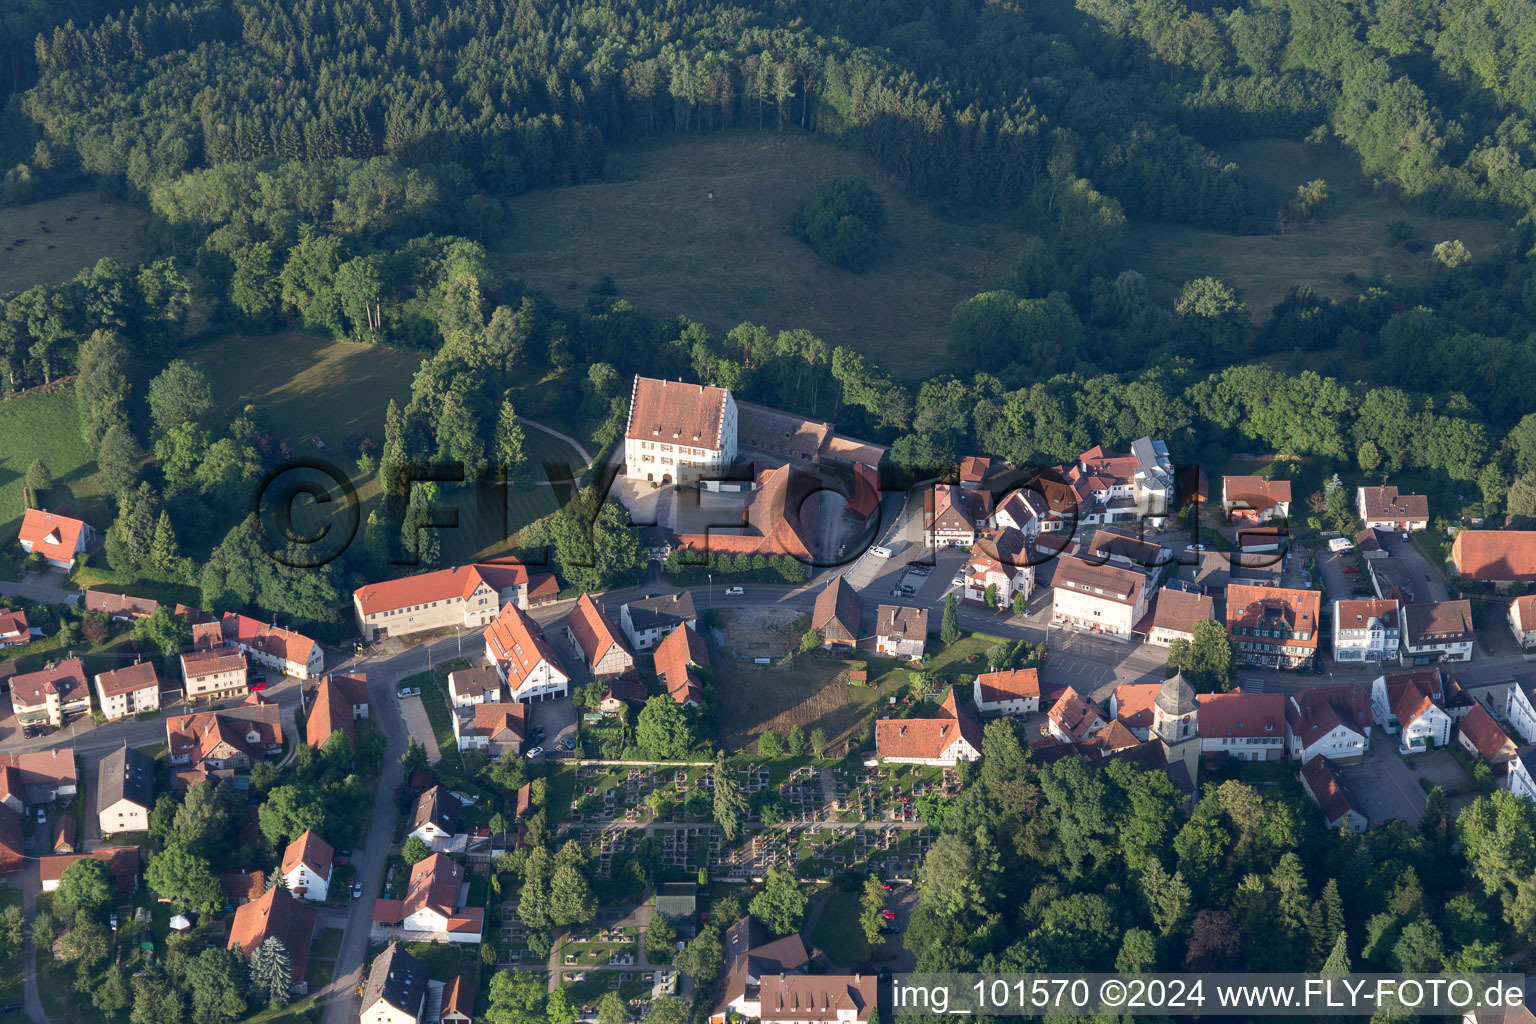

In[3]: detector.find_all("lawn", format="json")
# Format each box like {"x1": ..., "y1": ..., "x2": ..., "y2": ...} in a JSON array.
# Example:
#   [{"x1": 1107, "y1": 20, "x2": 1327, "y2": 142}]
[
  {"x1": 496, "y1": 132, "x2": 1027, "y2": 382},
  {"x1": 182, "y1": 330, "x2": 586, "y2": 561},
  {"x1": 400, "y1": 662, "x2": 462, "y2": 760},
  {"x1": 547, "y1": 764, "x2": 577, "y2": 826},
  {"x1": 312, "y1": 927, "x2": 344, "y2": 960},
  {"x1": 304, "y1": 957, "x2": 334, "y2": 993},
  {"x1": 808, "y1": 889, "x2": 873, "y2": 967},
  {"x1": 0, "y1": 190, "x2": 155, "y2": 294},
  {"x1": 1123, "y1": 137, "x2": 1513, "y2": 318},
  {"x1": 0, "y1": 390, "x2": 115, "y2": 544}
]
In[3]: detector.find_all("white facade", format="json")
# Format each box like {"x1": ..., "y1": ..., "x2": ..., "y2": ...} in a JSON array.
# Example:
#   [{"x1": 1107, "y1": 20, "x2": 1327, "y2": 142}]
[
  {"x1": 1401, "y1": 636, "x2": 1474, "y2": 664},
  {"x1": 1509, "y1": 754, "x2": 1536, "y2": 802},
  {"x1": 1506, "y1": 683, "x2": 1536, "y2": 744},
  {"x1": 1288, "y1": 721, "x2": 1369, "y2": 764},
  {"x1": 94, "y1": 682, "x2": 159, "y2": 721},
  {"x1": 1050, "y1": 579, "x2": 1151, "y2": 639},
  {"x1": 363, "y1": 1001, "x2": 419, "y2": 1024},
  {"x1": 1332, "y1": 601, "x2": 1400, "y2": 663},
  {"x1": 282, "y1": 862, "x2": 330, "y2": 903},
  {"x1": 961, "y1": 560, "x2": 1032, "y2": 609},
  {"x1": 624, "y1": 381, "x2": 737, "y2": 485},
  {"x1": 1510, "y1": 598, "x2": 1536, "y2": 648}
]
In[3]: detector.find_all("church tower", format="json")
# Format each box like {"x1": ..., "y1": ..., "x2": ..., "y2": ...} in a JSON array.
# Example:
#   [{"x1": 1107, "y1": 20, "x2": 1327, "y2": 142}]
[{"x1": 1152, "y1": 671, "x2": 1200, "y2": 785}]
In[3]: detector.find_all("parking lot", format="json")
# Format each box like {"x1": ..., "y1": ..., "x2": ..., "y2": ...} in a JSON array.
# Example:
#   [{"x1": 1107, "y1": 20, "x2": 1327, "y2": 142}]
[
  {"x1": 1333, "y1": 739, "x2": 1471, "y2": 826},
  {"x1": 528, "y1": 698, "x2": 578, "y2": 760}
]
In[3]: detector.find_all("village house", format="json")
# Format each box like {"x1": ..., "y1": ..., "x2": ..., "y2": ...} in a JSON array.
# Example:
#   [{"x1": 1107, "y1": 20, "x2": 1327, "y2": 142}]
[
  {"x1": 0, "y1": 750, "x2": 78, "y2": 802},
  {"x1": 1456, "y1": 702, "x2": 1517, "y2": 768},
  {"x1": 1401, "y1": 600, "x2": 1475, "y2": 664},
  {"x1": 1144, "y1": 588, "x2": 1215, "y2": 647},
  {"x1": 675, "y1": 462, "x2": 825, "y2": 562},
  {"x1": 1506, "y1": 674, "x2": 1536, "y2": 744},
  {"x1": 1298, "y1": 756, "x2": 1368, "y2": 832},
  {"x1": 53, "y1": 818, "x2": 75, "y2": 854},
  {"x1": 440, "y1": 975, "x2": 475, "y2": 1024},
  {"x1": 1037, "y1": 438, "x2": 1175, "y2": 532},
  {"x1": 563, "y1": 593, "x2": 635, "y2": 678},
  {"x1": 1050, "y1": 553, "x2": 1155, "y2": 639},
  {"x1": 227, "y1": 886, "x2": 317, "y2": 990},
  {"x1": 972, "y1": 668, "x2": 1041, "y2": 716},
  {"x1": 180, "y1": 645, "x2": 248, "y2": 702},
  {"x1": 811, "y1": 576, "x2": 862, "y2": 651},
  {"x1": 166, "y1": 696, "x2": 284, "y2": 773},
  {"x1": 0, "y1": 607, "x2": 29, "y2": 648},
  {"x1": 407, "y1": 786, "x2": 464, "y2": 852},
  {"x1": 1199, "y1": 691, "x2": 1287, "y2": 762},
  {"x1": 1451, "y1": 530, "x2": 1536, "y2": 586},
  {"x1": 371, "y1": 852, "x2": 484, "y2": 943},
  {"x1": 595, "y1": 677, "x2": 649, "y2": 717},
  {"x1": 1046, "y1": 686, "x2": 1110, "y2": 745},
  {"x1": 1226, "y1": 584, "x2": 1321, "y2": 669},
  {"x1": 1357, "y1": 485, "x2": 1429, "y2": 531},
  {"x1": 93, "y1": 661, "x2": 161, "y2": 721},
  {"x1": 484, "y1": 603, "x2": 571, "y2": 703},
  {"x1": 959, "y1": 550, "x2": 1032, "y2": 609},
  {"x1": 874, "y1": 605, "x2": 928, "y2": 661},
  {"x1": 351, "y1": 561, "x2": 539, "y2": 641},
  {"x1": 619, "y1": 592, "x2": 697, "y2": 650},
  {"x1": 1177, "y1": 549, "x2": 1282, "y2": 594},
  {"x1": 874, "y1": 690, "x2": 982, "y2": 766},
  {"x1": 280, "y1": 830, "x2": 334, "y2": 902},
  {"x1": 924, "y1": 485, "x2": 989, "y2": 547},
  {"x1": 10, "y1": 659, "x2": 90, "y2": 728},
  {"x1": 1354, "y1": 527, "x2": 1394, "y2": 558},
  {"x1": 988, "y1": 487, "x2": 1047, "y2": 540},
  {"x1": 96, "y1": 745, "x2": 153, "y2": 836},
  {"x1": 304, "y1": 673, "x2": 371, "y2": 751},
  {"x1": 83, "y1": 591, "x2": 159, "y2": 621},
  {"x1": 752, "y1": 974, "x2": 879, "y2": 1024},
  {"x1": 361, "y1": 943, "x2": 428, "y2": 1024},
  {"x1": 1509, "y1": 746, "x2": 1536, "y2": 803},
  {"x1": 1510, "y1": 595, "x2": 1536, "y2": 649},
  {"x1": 1286, "y1": 685, "x2": 1372, "y2": 764},
  {"x1": 1220, "y1": 476, "x2": 1292, "y2": 522},
  {"x1": 40, "y1": 847, "x2": 139, "y2": 896},
  {"x1": 711, "y1": 915, "x2": 811, "y2": 1024},
  {"x1": 1110, "y1": 682, "x2": 1160, "y2": 740},
  {"x1": 18, "y1": 506, "x2": 94, "y2": 570},
  {"x1": 624, "y1": 375, "x2": 738, "y2": 485},
  {"x1": 453, "y1": 702, "x2": 526, "y2": 758},
  {"x1": 447, "y1": 665, "x2": 503, "y2": 707},
  {"x1": 1372, "y1": 669, "x2": 1452, "y2": 755},
  {"x1": 217, "y1": 612, "x2": 324, "y2": 679},
  {"x1": 1332, "y1": 598, "x2": 1401, "y2": 664},
  {"x1": 655, "y1": 623, "x2": 710, "y2": 707}
]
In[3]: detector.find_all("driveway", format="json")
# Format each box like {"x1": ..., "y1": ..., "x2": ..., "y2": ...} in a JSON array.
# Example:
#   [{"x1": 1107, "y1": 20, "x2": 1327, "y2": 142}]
[
  {"x1": 529, "y1": 698, "x2": 577, "y2": 760},
  {"x1": 0, "y1": 570, "x2": 77, "y2": 606},
  {"x1": 1337, "y1": 740, "x2": 1427, "y2": 826},
  {"x1": 16, "y1": 867, "x2": 47, "y2": 1024}
]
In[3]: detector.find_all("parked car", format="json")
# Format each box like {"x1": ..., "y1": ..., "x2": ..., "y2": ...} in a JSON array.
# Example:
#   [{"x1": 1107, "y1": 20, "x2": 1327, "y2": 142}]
[
  {"x1": 249, "y1": 680, "x2": 268, "y2": 692},
  {"x1": 881, "y1": 909, "x2": 897, "y2": 920},
  {"x1": 869, "y1": 546, "x2": 893, "y2": 559},
  {"x1": 525, "y1": 746, "x2": 545, "y2": 759},
  {"x1": 891, "y1": 587, "x2": 904, "y2": 597},
  {"x1": 559, "y1": 737, "x2": 576, "y2": 751},
  {"x1": 725, "y1": 586, "x2": 744, "y2": 596},
  {"x1": 908, "y1": 565, "x2": 930, "y2": 576},
  {"x1": 0, "y1": 1004, "x2": 20, "y2": 1014},
  {"x1": 337, "y1": 848, "x2": 353, "y2": 858},
  {"x1": 951, "y1": 575, "x2": 965, "y2": 587},
  {"x1": 1342, "y1": 565, "x2": 1360, "y2": 573},
  {"x1": 900, "y1": 584, "x2": 916, "y2": 596},
  {"x1": 35, "y1": 808, "x2": 45, "y2": 824},
  {"x1": 352, "y1": 882, "x2": 363, "y2": 898}
]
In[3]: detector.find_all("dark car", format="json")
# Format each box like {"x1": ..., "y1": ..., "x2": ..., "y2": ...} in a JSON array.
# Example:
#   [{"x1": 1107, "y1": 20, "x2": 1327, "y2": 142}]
[
  {"x1": 337, "y1": 848, "x2": 353, "y2": 858},
  {"x1": 0, "y1": 1003, "x2": 20, "y2": 1013}
]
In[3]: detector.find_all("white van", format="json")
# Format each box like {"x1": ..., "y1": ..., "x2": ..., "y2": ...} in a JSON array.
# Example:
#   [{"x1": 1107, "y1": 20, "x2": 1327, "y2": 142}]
[
  {"x1": 725, "y1": 586, "x2": 744, "y2": 596},
  {"x1": 869, "y1": 545, "x2": 894, "y2": 559},
  {"x1": 1328, "y1": 537, "x2": 1354, "y2": 553}
]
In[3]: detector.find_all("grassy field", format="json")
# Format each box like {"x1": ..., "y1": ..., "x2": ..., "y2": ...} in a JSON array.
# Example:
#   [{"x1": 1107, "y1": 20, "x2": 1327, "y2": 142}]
[
  {"x1": 1123, "y1": 138, "x2": 1514, "y2": 317},
  {"x1": 0, "y1": 390, "x2": 114, "y2": 546},
  {"x1": 0, "y1": 191, "x2": 154, "y2": 294},
  {"x1": 184, "y1": 331, "x2": 585, "y2": 559},
  {"x1": 496, "y1": 132, "x2": 1026, "y2": 381},
  {"x1": 808, "y1": 889, "x2": 876, "y2": 967}
]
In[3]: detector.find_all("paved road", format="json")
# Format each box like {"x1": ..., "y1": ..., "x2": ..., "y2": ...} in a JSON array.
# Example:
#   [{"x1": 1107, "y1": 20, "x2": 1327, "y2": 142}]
[
  {"x1": 18, "y1": 865, "x2": 46, "y2": 1024},
  {"x1": 314, "y1": 674, "x2": 409, "y2": 1024},
  {"x1": 0, "y1": 569, "x2": 77, "y2": 606}
]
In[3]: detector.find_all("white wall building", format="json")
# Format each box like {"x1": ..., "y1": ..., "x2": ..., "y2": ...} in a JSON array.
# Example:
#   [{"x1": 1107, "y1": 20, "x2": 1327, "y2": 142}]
[
  {"x1": 624, "y1": 376, "x2": 737, "y2": 485},
  {"x1": 1332, "y1": 599, "x2": 1401, "y2": 664}
]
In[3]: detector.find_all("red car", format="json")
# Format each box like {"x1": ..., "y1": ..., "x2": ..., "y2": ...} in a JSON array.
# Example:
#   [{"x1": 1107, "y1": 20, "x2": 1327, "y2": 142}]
[
  {"x1": 249, "y1": 680, "x2": 268, "y2": 691},
  {"x1": 1342, "y1": 566, "x2": 1360, "y2": 573},
  {"x1": 881, "y1": 910, "x2": 896, "y2": 920},
  {"x1": 880, "y1": 883, "x2": 893, "y2": 892}
]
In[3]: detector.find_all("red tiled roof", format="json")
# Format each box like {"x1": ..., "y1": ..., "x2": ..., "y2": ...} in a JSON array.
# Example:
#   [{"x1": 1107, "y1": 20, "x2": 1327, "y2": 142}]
[
  {"x1": 655, "y1": 624, "x2": 709, "y2": 705},
  {"x1": 448, "y1": 666, "x2": 502, "y2": 701},
  {"x1": 564, "y1": 594, "x2": 629, "y2": 669},
  {"x1": 1113, "y1": 682, "x2": 1160, "y2": 733},
  {"x1": 1226, "y1": 584, "x2": 1321, "y2": 653},
  {"x1": 280, "y1": 830, "x2": 334, "y2": 882},
  {"x1": 54, "y1": 816, "x2": 76, "y2": 852},
  {"x1": 758, "y1": 973, "x2": 877, "y2": 1024},
  {"x1": 1452, "y1": 530, "x2": 1536, "y2": 582},
  {"x1": 526, "y1": 573, "x2": 561, "y2": 606},
  {"x1": 1336, "y1": 599, "x2": 1399, "y2": 629},
  {"x1": 625, "y1": 376, "x2": 730, "y2": 448},
  {"x1": 974, "y1": 668, "x2": 1040, "y2": 705},
  {"x1": 0, "y1": 607, "x2": 29, "y2": 640},
  {"x1": 11, "y1": 659, "x2": 87, "y2": 707},
  {"x1": 40, "y1": 847, "x2": 139, "y2": 888},
  {"x1": 811, "y1": 576, "x2": 862, "y2": 642},
  {"x1": 1222, "y1": 476, "x2": 1292, "y2": 509},
  {"x1": 959, "y1": 456, "x2": 994, "y2": 483},
  {"x1": 876, "y1": 690, "x2": 982, "y2": 761},
  {"x1": 1384, "y1": 671, "x2": 1443, "y2": 728},
  {"x1": 83, "y1": 591, "x2": 160, "y2": 618},
  {"x1": 1287, "y1": 684, "x2": 1372, "y2": 743},
  {"x1": 875, "y1": 605, "x2": 928, "y2": 640},
  {"x1": 95, "y1": 661, "x2": 160, "y2": 698},
  {"x1": 1402, "y1": 600, "x2": 1474, "y2": 647},
  {"x1": 485, "y1": 604, "x2": 565, "y2": 691},
  {"x1": 678, "y1": 464, "x2": 821, "y2": 561},
  {"x1": 1047, "y1": 686, "x2": 1107, "y2": 743},
  {"x1": 443, "y1": 976, "x2": 475, "y2": 1019},
  {"x1": 220, "y1": 613, "x2": 317, "y2": 670},
  {"x1": 1513, "y1": 595, "x2": 1536, "y2": 633},
  {"x1": 18, "y1": 507, "x2": 86, "y2": 557},
  {"x1": 1198, "y1": 691, "x2": 1285, "y2": 739},
  {"x1": 352, "y1": 563, "x2": 529, "y2": 616},
  {"x1": 402, "y1": 853, "x2": 464, "y2": 922},
  {"x1": 1458, "y1": 703, "x2": 1515, "y2": 761},
  {"x1": 1359, "y1": 485, "x2": 1428, "y2": 523},
  {"x1": 1301, "y1": 755, "x2": 1363, "y2": 826},
  {"x1": 167, "y1": 703, "x2": 283, "y2": 766},
  {"x1": 181, "y1": 645, "x2": 246, "y2": 678},
  {"x1": 227, "y1": 885, "x2": 317, "y2": 982},
  {"x1": 470, "y1": 702, "x2": 526, "y2": 745},
  {"x1": 1052, "y1": 553, "x2": 1146, "y2": 606},
  {"x1": 1080, "y1": 718, "x2": 1141, "y2": 756},
  {"x1": 305, "y1": 673, "x2": 370, "y2": 750},
  {"x1": 1150, "y1": 588, "x2": 1213, "y2": 637}
]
